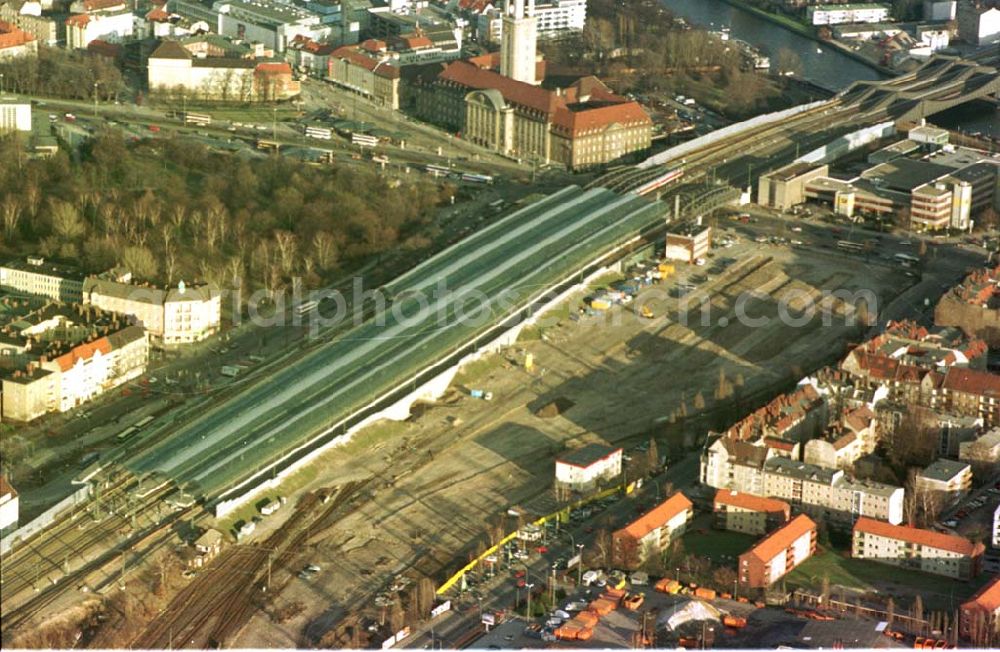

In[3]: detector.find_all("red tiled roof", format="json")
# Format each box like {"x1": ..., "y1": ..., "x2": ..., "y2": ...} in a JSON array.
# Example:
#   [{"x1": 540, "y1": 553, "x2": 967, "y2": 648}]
[
  {"x1": 942, "y1": 367, "x2": 1000, "y2": 398},
  {"x1": 714, "y1": 490, "x2": 789, "y2": 515},
  {"x1": 963, "y1": 576, "x2": 1000, "y2": 613},
  {"x1": 87, "y1": 39, "x2": 121, "y2": 57},
  {"x1": 255, "y1": 61, "x2": 291, "y2": 75},
  {"x1": 397, "y1": 34, "x2": 433, "y2": 49},
  {"x1": 146, "y1": 6, "x2": 169, "y2": 21},
  {"x1": 552, "y1": 101, "x2": 651, "y2": 136},
  {"x1": 330, "y1": 45, "x2": 400, "y2": 79},
  {"x1": 763, "y1": 437, "x2": 796, "y2": 452},
  {"x1": 854, "y1": 517, "x2": 984, "y2": 556},
  {"x1": 844, "y1": 405, "x2": 874, "y2": 433},
  {"x1": 0, "y1": 21, "x2": 34, "y2": 48},
  {"x1": 54, "y1": 337, "x2": 112, "y2": 372},
  {"x1": 743, "y1": 514, "x2": 816, "y2": 564},
  {"x1": 0, "y1": 475, "x2": 16, "y2": 500},
  {"x1": 359, "y1": 38, "x2": 386, "y2": 53},
  {"x1": 82, "y1": 0, "x2": 125, "y2": 11},
  {"x1": 617, "y1": 492, "x2": 692, "y2": 540},
  {"x1": 65, "y1": 13, "x2": 90, "y2": 26},
  {"x1": 832, "y1": 432, "x2": 857, "y2": 450}
]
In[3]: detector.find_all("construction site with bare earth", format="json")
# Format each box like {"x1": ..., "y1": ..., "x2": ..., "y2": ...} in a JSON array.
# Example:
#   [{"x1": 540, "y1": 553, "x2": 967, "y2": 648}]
[{"x1": 1, "y1": 230, "x2": 916, "y2": 648}]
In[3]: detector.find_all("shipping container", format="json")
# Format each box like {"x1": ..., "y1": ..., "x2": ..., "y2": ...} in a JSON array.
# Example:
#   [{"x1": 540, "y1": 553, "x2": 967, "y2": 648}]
[{"x1": 694, "y1": 587, "x2": 716, "y2": 600}]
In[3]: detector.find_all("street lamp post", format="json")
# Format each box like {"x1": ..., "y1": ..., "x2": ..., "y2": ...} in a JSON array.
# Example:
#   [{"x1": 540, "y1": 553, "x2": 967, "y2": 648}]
[
  {"x1": 576, "y1": 544, "x2": 584, "y2": 586},
  {"x1": 93, "y1": 82, "x2": 99, "y2": 118}
]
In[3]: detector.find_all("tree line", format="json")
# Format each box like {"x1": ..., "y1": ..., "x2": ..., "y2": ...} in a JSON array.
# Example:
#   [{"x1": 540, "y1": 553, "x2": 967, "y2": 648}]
[{"x1": 0, "y1": 133, "x2": 454, "y2": 301}]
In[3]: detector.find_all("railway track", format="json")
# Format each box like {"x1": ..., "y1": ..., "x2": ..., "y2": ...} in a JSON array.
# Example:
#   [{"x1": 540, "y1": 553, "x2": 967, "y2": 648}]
[{"x1": 131, "y1": 479, "x2": 370, "y2": 649}]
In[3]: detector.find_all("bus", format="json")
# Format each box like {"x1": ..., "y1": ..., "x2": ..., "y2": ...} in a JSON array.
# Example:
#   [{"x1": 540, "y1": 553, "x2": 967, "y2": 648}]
[
  {"x1": 134, "y1": 415, "x2": 155, "y2": 429},
  {"x1": 461, "y1": 173, "x2": 494, "y2": 184},
  {"x1": 116, "y1": 426, "x2": 140, "y2": 443},
  {"x1": 837, "y1": 240, "x2": 864, "y2": 253},
  {"x1": 351, "y1": 133, "x2": 378, "y2": 148},
  {"x1": 257, "y1": 139, "x2": 280, "y2": 152},
  {"x1": 305, "y1": 125, "x2": 333, "y2": 140},
  {"x1": 425, "y1": 164, "x2": 450, "y2": 177},
  {"x1": 894, "y1": 253, "x2": 920, "y2": 263},
  {"x1": 183, "y1": 112, "x2": 212, "y2": 126}
]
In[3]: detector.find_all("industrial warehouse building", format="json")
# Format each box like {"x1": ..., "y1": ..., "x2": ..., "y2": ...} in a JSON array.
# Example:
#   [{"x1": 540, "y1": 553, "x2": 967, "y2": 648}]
[
  {"x1": 713, "y1": 490, "x2": 791, "y2": 536},
  {"x1": 554, "y1": 443, "x2": 622, "y2": 493},
  {"x1": 852, "y1": 516, "x2": 984, "y2": 579},
  {"x1": 738, "y1": 514, "x2": 817, "y2": 589},
  {"x1": 757, "y1": 135, "x2": 1000, "y2": 232},
  {"x1": 611, "y1": 492, "x2": 692, "y2": 569}
]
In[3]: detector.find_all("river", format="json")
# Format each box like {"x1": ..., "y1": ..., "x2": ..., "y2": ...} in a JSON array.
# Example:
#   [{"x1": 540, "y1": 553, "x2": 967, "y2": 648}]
[{"x1": 661, "y1": 0, "x2": 997, "y2": 136}]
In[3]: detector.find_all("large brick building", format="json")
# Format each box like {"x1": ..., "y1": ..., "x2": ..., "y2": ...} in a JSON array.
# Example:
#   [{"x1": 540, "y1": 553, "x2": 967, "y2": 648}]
[{"x1": 738, "y1": 514, "x2": 817, "y2": 589}]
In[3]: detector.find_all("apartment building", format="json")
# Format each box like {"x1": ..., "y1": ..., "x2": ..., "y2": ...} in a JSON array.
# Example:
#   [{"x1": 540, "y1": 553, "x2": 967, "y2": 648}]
[
  {"x1": 807, "y1": 3, "x2": 890, "y2": 25},
  {"x1": 0, "y1": 19, "x2": 36, "y2": 57},
  {"x1": 0, "y1": 256, "x2": 84, "y2": 303},
  {"x1": 852, "y1": 516, "x2": 984, "y2": 579},
  {"x1": 554, "y1": 443, "x2": 622, "y2": 493},
  {"x1": 713, "y1": 490, "x2": 790, "y2": 536},
  {"x1": 762, "y1": 457, "x2": 904, "y2": 525},
  {"x1": 941, "y1": 367, "x2": 1000, "y2": 425},
  {"x1": 993, "y1": 502, "x2": 999, "y2": 548},
  {"x1": 961, "y1": 576, "x2": 1000, "y2": 643},
  {"x1": 738, "y1": 514, "x2": 817, "y2": 589},
  {"x1": 0, "y1": 97, "x2": 30, "y2": 134},
  {"x1": 0, "y1": 475, "x2": 17, "y2": 537},
  {"x1": 915, "y1": 458, "x2": 973, "y2": 504},
  {"x1": 473, "y1": 0, "x2": 585, "y2": 43},
  {"x1": 326, "y1": 39, "x2": 401, "y2": 109},
  {"x1": 0, "y1": 301, "x2": 148, "y2": 422},
  {"x1": 82, "y1": 278, "x2": 220, "y2": 347},
  {"x1": 0, "y1": 1, "x2": 59, "y2": 46},
  {"x1": 611, "y1": 492, "x2": 693, "y2": 569},
  {"x1": 65, "y1": 0, "x2": 133, "y2": 48}
]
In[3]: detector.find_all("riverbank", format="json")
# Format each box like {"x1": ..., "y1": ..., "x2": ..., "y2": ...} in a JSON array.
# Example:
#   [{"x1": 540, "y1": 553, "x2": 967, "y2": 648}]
[{"x1": 715, "y1": 0, "x2": 894, "y2": 77}]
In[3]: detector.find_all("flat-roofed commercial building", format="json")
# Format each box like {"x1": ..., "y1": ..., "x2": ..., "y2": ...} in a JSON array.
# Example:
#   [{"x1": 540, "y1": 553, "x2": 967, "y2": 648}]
[
  {"x1": 664, "y1": 223, "x2": 711, "y2": 264},
  {"x1": 612, "y1": 492, "x2": 692, "y2": 569},
  {"x1": 807, "y1": 3, "x2": 890, "y2": 25},
  {"x1": 757, "y1": 162, "x2": 829, "y2": 211},
  {"x1": 554, "y1": 443, "x2": 622, "y2": 492},
  {"x1": 852, "y1": 516, "x2": 984, "y2": 579},
  {"x1": 713, "y1": 489, "x2": 790, "y2": 536},
  {"x1": 738, "y1": 514, "x2": 816, "y2": 589}
]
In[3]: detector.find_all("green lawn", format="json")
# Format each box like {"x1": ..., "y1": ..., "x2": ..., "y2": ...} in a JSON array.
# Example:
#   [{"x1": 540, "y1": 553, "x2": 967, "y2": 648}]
[
  {"x1": 681, "y1": 527, "x2": 757, "y2": 564},
  {"x1": 786, "y1": 548, "x2": 988, "y2": 609}
]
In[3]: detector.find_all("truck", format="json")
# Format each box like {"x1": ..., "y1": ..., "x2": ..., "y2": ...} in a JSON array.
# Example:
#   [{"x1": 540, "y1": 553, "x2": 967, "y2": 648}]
[{"x1": 469, "y1": 389, "x2": 493, "y2": 400}]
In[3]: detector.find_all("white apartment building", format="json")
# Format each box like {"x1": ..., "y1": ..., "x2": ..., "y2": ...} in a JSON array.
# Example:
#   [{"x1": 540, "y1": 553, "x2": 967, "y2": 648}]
[
  {"x1": 0, "y1": 476, "x2": 17, "y2": 538},
  {"x1": 475, "y1": 0, "x2": 584, "y2": 43},
  {"x1": 0, "y1": 97, "x2": 30, "y2": 133},
  {"x1": 64, "y1": 0, "x2": 134, "y2": 48},
  {"x1": 738, "y1": 514, "x2": 817, "y2": 588},
  {"x1": 959, "y1": 427, "x2": 1000, "y2": 467},
  {"x1": 554, "y1": 443, "x2": 622, "y2": 492},
  {"x1": 852, "y1": 516, "x2": 984, "y2": 579},
  {"x1": 762, "y1": 457, "x2": 905, "y2": 525},
  {"x1": 82, "y1": 278, "x2": 221, "y2": 347},
  {"x1": 0, "y1": 256, "x2": 84, "y2": 301},
  {"x1": 807, "y1": 3, "x2": 890, "y2": 25},
  {"x1": 915, "y1": 458, "x2": 973, "y2": 504},
  {"x1": 612, "y1": 492, "x2": 692, "y2": 568},
  {"x1": 993, "y1": 502, "x2": 999, "y2": 548}
]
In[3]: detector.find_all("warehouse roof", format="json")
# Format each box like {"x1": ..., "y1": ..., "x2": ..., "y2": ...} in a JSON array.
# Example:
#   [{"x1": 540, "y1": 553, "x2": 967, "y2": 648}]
[{"x1": 556, "y1": 443, "x2": 621, "y2": 469}]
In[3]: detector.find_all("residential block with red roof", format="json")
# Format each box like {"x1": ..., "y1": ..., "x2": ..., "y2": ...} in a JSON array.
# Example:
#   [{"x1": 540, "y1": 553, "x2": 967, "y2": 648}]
[
  {"x1": 960, "y1": 575, "x2": 1000, "y2": 643},
  {"x1": 738, "y1": 514, "x2": 816, "y2": 589},
  {"x1": 0, "y1": 299, "x2": 149, "y2": 421},
  {"x1": 611, "y1": 492, "x2": 693, "y2": 569},
  {"x1": 852, "y1": 516, "x2": 984, "y2": 580},
  {"x1": 713, "y1": 489, "x2": 790, "y2": 536},
  {"x1": 0, "y1": 18, "x2": 36, "y2": 58},
  {"x1": 936, "y1": 264, "x2": 1000, "y2": 349},
  {"x1": 326, "y1": 39, "x2": 401, "y2": 109},
  {"x1": 64, "y1": 0, "x2": 133, "y2": 49}
]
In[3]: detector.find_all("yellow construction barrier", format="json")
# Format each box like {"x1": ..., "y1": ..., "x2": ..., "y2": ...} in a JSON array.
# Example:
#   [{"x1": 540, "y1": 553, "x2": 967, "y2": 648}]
[{"x1": 436, "y1": 480, "x2": 638, "y2": 595}]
